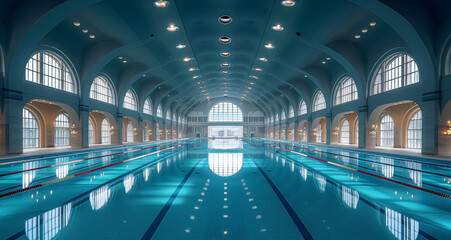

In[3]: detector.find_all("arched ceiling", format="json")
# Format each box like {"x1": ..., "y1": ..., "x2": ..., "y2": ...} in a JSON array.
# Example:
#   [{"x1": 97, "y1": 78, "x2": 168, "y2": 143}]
[{"x1": 1, "y1": 0, "x2": 450, "y2": 117}]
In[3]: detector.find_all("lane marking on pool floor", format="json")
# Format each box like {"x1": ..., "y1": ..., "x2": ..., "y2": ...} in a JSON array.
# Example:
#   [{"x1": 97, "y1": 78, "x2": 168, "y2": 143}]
[
  {"x1": 245, "y1": 142, "x2": 451, "y2": 200},
  {"x1": 0, "y1": 141, "x2": 207, "y2": 199},
  {"x1": 250, "y1": 157, "x2": 314, "y2": 240},
  {"x1": 140, "y1": 158, "x2": 204, "y2": 240}
]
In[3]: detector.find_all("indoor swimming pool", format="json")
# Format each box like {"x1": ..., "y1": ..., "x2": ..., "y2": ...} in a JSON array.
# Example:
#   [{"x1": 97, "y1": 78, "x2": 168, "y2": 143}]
[{"x1": 0, "y1": 139, "x2": 450, "y2": 239}]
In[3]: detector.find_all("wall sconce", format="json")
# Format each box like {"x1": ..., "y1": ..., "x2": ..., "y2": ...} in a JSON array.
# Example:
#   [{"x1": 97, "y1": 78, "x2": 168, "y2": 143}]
[
  {"x1": 442, "y1": 120, "x2": 451, "y2": 135},
  {"x1": 369, "y1": 124, "x2": 378, "y2": 136},
  {"x1": 70, "y1": 124, "x2": 78, "y2": 135}
]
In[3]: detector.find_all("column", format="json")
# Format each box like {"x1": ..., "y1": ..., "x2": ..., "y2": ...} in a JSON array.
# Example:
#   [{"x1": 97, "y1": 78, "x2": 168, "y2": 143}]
[
  {"x1": 421, "y1": 92, "x2": 439, "y2": 155},
  {"x1": 138, "y1": 117, "x2": 143, "y2": 142},
  {"x1": 326, "y1": 112, "x2": 332, "y2": 144},
  {"x1": 307, "y1": 116, "x2": 312, "y2": 142},
  {"x1": 358, "y1": 105, "x2": 368, "y2": 148},
  {"x1": 4, "y1": 89, "x2": 23, "y2": 154},
  {"x1": 80, "y1": 104, "x2": 90, "y2": 148},
  {"x1": 116, "y1": 112, "x2": 123, "y2": 145}
]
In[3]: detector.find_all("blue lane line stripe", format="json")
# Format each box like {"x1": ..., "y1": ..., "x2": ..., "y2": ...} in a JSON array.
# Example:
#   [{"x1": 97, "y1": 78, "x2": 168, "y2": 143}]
[
  {"x1": 141, "y1": 159, "x2": 202, "y2": 240},
  {"x1": 251, "y1": 158, "x2": 314, "y2": 240}
]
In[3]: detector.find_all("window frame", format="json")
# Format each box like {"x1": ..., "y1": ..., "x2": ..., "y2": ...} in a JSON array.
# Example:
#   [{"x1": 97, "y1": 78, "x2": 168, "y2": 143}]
[
  {"x1": 208, "y1": 102, "x2": 243, "y2": 122},
  {"x1": 123, "y1": 89, "x2": 138, "y2": 111},
  {"x1": 335, "y1": 76, "x2": 358, "y2": 105},
  {"x1": 90, "y1": 75, "x2": 115, "y2": 105},
  {"x1": 313, "y1": 90, "x2": 326, "y2": 112}
]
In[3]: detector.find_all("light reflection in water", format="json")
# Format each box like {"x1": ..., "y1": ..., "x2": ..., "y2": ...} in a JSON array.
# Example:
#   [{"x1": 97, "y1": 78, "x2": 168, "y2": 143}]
[
  {"x1": 378, "y1": 157, "x2": 394, "y2": 178},
  {"x1": 25, "y1": 202, "x2": 72, "y2": 240},
  {"x1": 123, "y1": 174, "x2": 135, "y2": 193},
  {"x1": 143, "y1": 168, "x2": 150, "y2": 182},
  {"x1": 208, "y1": 153, "x2": 243, "y2": 177},
  {"x1": 89, "y1": 185, "x2": 111, "y2": 210},
  {"x1": 23, "y1": 161, "x2": 39, "y2": 188},
  {"x1": 341, "y1": 185, "x2": 359, "y2": 209},
  {"x1": 314, "y1": 173, "x2": 327, "y2": 193},
  {"x1": 300, "y1": 167, "x2": 307, "y2": 181},
  {"x1": 406, "y1": 162, "x2": 422, "y2": 187},
  {"x1": 385, "y1": 207, "x2": 419, "y2": 240},
  {"x1": 55, "y1": 157, "x2": 69, "y2": 179}
]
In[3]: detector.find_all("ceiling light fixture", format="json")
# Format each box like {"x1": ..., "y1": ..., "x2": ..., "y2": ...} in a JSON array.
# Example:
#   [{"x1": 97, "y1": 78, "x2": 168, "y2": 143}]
[
  {"x1": 355, "y1": 35, "x2": 361, "y2": 39},
  {"x1": 218, "y1": 15, "x2": 232, "y2": 24},
  {"x1": 221, "y1": 52, "x2": 230, "y2": 57},
  {"x1": 176, "y1": 44, "x2": 186, "y2": 49},
  {"x1": 183, "y1": 57, "x2": 192, "y2": 62},
  {"x1": 265, "y1": 43, "x2": 274, "y2": 49},
  {"x1": 73, "y1": 22, "x2": 81, "y2": 27},
  {"x1": 167, "y1": 24, "x2": 179, "y2": 32},
  {"x1": 222, "y1": 63, "x2": 230, "y2": 67},
  {"x1": 362, "y1": 29, "x2": 368, "y2": 33},
  {"x1": 370, "y1": 22, "x2": 376, "y2": 27},
  {"x1": 222, "y1": 71, "x2": 229, "y2": 74},
  {"x1": 281, "y1": 0, "x2": 296, "y2": 7},
  {"x1": 193, "y1": 76, "x2": 200, "y2": 79},
  {"x1": 254, "y1": 68, "x2": 262, "y2": 71},
  {"x1": 219, "y1": 36, "x2": 231, "y2": 44},
  {"x1": 250, "y1": 76, "x2": 259, "y2": 79},
  {"x1": 326, "y1": 57, "x2": 331, "y2": 60},
  {"x1": 259, "y1": 58, "x2": 268, "y2": 62},
  {"x1": 89, "y1": 35, "x2": 95, "y2": 39},
  {"x1": 189, "y1": 68, "x2": 197, "y2": 71},
  {"x1": 322, "y1": 61, "x2": 326, "y2": 64},
  {"x1": 118, "y1": 56, "x2": 123, "y2": 60},
  {"x1": 272, "y1": 24, "x2": 284, "y2": 31},
  {"x1": 154, "y1": 0, "x2": 169, "y2": 8},
  {"x1": 82, "y1": 29, "x2": 89, "y2": 33},
  {"x1": 123, "y1": 60, "x2": 127, "y2": 63}
]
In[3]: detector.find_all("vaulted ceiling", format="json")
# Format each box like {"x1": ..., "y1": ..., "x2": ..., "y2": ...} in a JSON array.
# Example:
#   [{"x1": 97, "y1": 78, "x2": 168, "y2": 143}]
[{"x1": 0, "y1": 0, "x2": 450, "y2": 117}]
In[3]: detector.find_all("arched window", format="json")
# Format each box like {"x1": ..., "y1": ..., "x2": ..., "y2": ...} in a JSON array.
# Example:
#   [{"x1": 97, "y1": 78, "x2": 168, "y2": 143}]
[
  {"x1": 166, "y1": 110, "x2": 171, "y2": 120},
  {"x1": 88, "y1": 119, "x2": 94, "y2": 145},
  {"x1": 299, "y1": 100, "x2": 307, "y2": 115},
  {"x1": 144, "y1": 122, "x2": 150, "y2": 141},
  {"x1": 408, "y1": 111, "x2": 422, "y2": 149},
  {"x1": 156, "y1": 105, "x2": 163, "y2": 118},
  {"x1": 288, "y1": 105, "x2": 294, "y2": 118},
  {"x1": 55, "y1": 113, "x2": 70, "y2": 147},
  {"x1": 123, "y1": 89, "x2": 137, "y2": 111},
  {"x1": 23, "y1": 109, "x2": 39, "y2": 149},
  {"x1": 380, "y1": 114, "x2": 394, "y2": 147},
  {"x1": 335, "y1": 77, "x2": 358, "y2": 105},
  {"x1": 270, "y1": 115, "x2": 274, "y2": 123},
  {"x1": 101, "y1": 118, "x2": 110, "y2": 144},
  {"x1": 373, "y1": 53, "x2": 419, "y2": 94},
  {"x1": 25, "y1": 51, "x2": 75, "y2": 93},
  {"x1": 143, "y1": 98, "x2": 152, "y2": 115},
  {"x1": 316, "y1": 124, "x2": 322, "y2": 143},
  {"x1": 208, "y1": 102, "x2": 243, "y2": 122},
  {"x1": 313, "y1": 91, "x2": 326, "y2": 112},
  {"x1": 275, "y1": 113, "x2": 279, "y2": 123},
  {"x1": 281, "y1": 111, "x2": 286, "y2": 121},
  {"x1": 126, "y1": 123, "x2": 134, "y2": 142},
  {"x1": 173, "y1": 113, "x2": 176, "y2": 121},
  {"x1": 340, "y1": 120, "x2": 350, "y2": 144},
  {"x1": 355, "y1": 120, "x2": 359, "y2": 144},
  {"x1": 90, "y1": 76, "x2": 114, "y2": 104}
]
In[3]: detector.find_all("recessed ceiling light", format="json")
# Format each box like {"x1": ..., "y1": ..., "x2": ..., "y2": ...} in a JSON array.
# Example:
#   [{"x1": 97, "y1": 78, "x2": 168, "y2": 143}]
[
  {"x1": 322, "y1": 61, "x2": 326, "y2": 64},
  {"x1": 143, "y1": 74, "x2": 146, "y2": 77},
  {"x1": 265, "y1": 43, "x2": 274, "y2": 49},
  {"x1": 222, "y1": 71, "x2": 229, "y2": 74},
  {"x1": 355, "y1": 35, "x2": 361, "y2": 39},
  {"x1": 193, "y1": 76, "x2": 200, "y2": 79},
  {"x1": 370, "y1": 22, "x2": 376, "y2": 27},
  {"x1": 82, "y1": 29, "x2": 89, "y2": 33},
  {"x1": 219, "y1": 36, "x2": 231, "y2": 44},
  {"x1": 221, "y1": 52, "x2": 230, "y2": 57},
  {"x1": 176, "y1": 44, "x2": 186, "y2": 49},
  {"x1": 183, "y1": 57, "x2": 192, "y2": 62},
  {"x1": 281, "y1": 0, "x2": 295, "y2": 7},
  {"x1": 272, "y1": 24, "x2": 284, "y2": 31},
  {"x1": 218, "y1": 15, "x2": 232, "y2": 24},
  {"x1": 248, "y1": 87, "x2": 252, "y2": 89},
  {"x1": 222, "y1": 63, "x2": 230, "y2": 67},
  {"x1": 259, "y1": 58, "x2": 268, "y2": 62},
  {"x1": 188, "y1": 68, "x2": 197, "y2": 71},
  {"x1": 118, "y1": 56, "x2": 123, "y2": 60},
  {"x1": 304, "y1": 75, "x2": 307, "y2": 77},
  {"x1": 73, "y1": 22, "x2": 81, "y2": 27},
  {"x1": 326, "y1": 57, "x2": 331, "y2": 60},
  {"x1": 250, "y1": 82, "x2": 255, "y2": 85},
  {"x1": 154, "y1": 0, "x2": 169, "y2": 8},
  {"x1": 89, "y1": 35, "x2": 95, "y2": 39},
  {"x1": 362, "y1": 29, "x2": 368, "y2": 33},
  {"x1": 167, "y1": 24, "x2": 179, "y2": 32},
  {"x1": 123, "y1": 60, "x2": 127, "y2": 63},
  {"x1": 254, "y1": 68, "x2": 263, "y2": 71},
  {"x1": 250, "y1": 76, "x2": 259, "y2": 79}
]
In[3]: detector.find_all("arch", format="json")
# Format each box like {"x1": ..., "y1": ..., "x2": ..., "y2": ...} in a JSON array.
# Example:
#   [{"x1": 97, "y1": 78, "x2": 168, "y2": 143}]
[
  {"x1": 166, "y1": 109, "x2": 171, "y2": 120},
  {"x1": 156, "y1": 104, "x2": 163, "y2": 118},
  {"x1": 208, "y1": 102, "x2": 243, "y2": 122},
  {"x1": 54, "y1": 113, "x2": 70, "y2": 147},
  {"x1": 288, "y1": 105, "x2": 294, "y2": 118},
  {"x1": 298, "y1": 99, "x2": 307, "y2": 115},
  {"x1": 90, "y1": 75, "x2": 115, "y2": 105},
  {"x1": 123, "y1": 89, "x2": 138, "y2": 111},
  {"x1": 340, "y1": 119, "x2": 350, "y2": 144},
  {"x1": 88, "y1": 117, "x2": 95, "y2": 145},
  {"x1": 101, "y1": 118, "x2": 111, "y2": 144},
  {"x1": 312, "y1": 90, "x2": 326, "y2": 112},
  {"x1": 370, "y1": 52, "x2": 419, "y2": 95},
  {"x1": 143, "y1": 97, "x2": 152, "y2": 115},
  {"x1": 25, "y1": 50, "x2": 77, "y2": 94},
  {"x1": 281, "y1": 110, "x2": 286, "y2": 121},
  {"x1": 334, "y1": 76, "x2": 358, "y2": 105},
  {"x1": 407, "y1": 110, "x2": 422, "y2": 149}
]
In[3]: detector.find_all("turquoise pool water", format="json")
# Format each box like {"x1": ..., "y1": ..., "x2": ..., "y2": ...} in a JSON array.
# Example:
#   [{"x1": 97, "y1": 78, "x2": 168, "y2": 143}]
[{"x1": 0, "y1": 138, "x2": 450, "y2": 239}]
